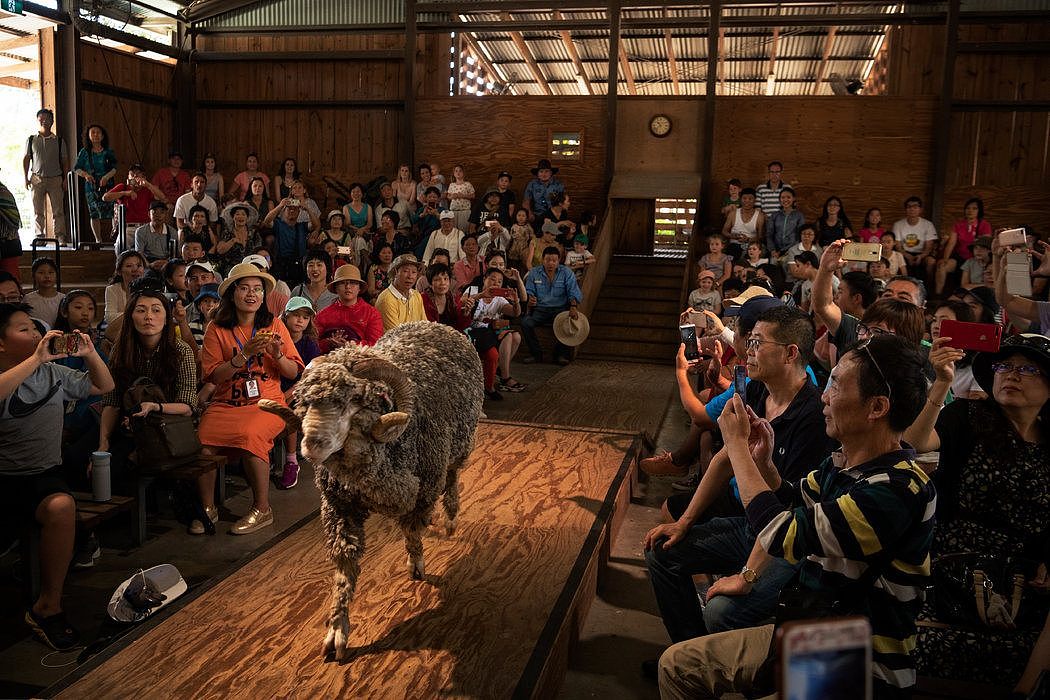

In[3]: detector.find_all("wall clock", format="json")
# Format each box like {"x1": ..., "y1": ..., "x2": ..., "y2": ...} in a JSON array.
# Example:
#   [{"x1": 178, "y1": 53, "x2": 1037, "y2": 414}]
[{"x1": 649, "y1": 114, "x2": 672, "y2": 138}]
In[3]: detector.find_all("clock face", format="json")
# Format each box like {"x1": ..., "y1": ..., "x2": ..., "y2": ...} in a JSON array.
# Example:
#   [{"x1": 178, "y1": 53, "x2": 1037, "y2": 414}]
[{"x1": 650, "y1": 114, "x2": 672, "y2": 137}]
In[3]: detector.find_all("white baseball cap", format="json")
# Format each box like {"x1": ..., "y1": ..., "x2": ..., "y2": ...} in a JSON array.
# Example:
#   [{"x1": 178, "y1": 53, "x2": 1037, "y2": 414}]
[
  {"x1": 241, "y1": 253, "x2": 270, "y2": 270},
  {"x1": 439, "y1": 210, "x2": 455, "y2": 220}
]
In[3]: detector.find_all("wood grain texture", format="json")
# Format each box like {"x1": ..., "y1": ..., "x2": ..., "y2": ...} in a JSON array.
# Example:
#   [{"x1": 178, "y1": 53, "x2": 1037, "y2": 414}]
[{"x1": 55, "y1": 422, "x2": 638, "y2": 700}]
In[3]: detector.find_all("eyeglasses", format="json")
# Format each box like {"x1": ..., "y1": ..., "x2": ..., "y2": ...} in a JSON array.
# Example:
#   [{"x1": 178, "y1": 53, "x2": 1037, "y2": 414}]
[
  {"x1": 745, "y1": 337, "x2": 790, "y2": 352},
  {"x1": 990, "y1": 362, "x2": 1044, "y2": 378},
  {"x1": 856, "y1": 338, "x2": 893, "y2": 401},
  {"x1": 857, "y1": 324, "x2": 893, "y2": 340}
]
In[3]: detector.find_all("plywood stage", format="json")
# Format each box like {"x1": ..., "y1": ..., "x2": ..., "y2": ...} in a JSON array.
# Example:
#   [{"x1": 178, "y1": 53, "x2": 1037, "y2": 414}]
[{"x1": 49, "y1": 421, "x2": 641, "y2": 699}]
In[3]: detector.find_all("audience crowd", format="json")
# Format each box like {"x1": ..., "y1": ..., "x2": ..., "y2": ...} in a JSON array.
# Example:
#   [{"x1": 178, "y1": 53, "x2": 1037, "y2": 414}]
[{"x1": 7, "y1": 128, "x2": 1050, "y2": 698}]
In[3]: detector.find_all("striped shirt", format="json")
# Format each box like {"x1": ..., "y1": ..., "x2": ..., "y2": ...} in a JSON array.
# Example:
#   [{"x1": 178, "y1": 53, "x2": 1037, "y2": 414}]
[
  {"x1": 746, "y1": 448, "x2": 936, "y2": 693},
  {"x1": 755, "y1": 180, "x2": 785, "y2": 216}
]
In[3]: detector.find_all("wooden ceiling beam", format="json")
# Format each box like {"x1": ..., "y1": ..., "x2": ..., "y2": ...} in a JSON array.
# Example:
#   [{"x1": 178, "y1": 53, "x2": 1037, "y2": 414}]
[
  {"x1": 0, "y1": 76, "x2": 36, "y2": 89},
  {"x1": 461, "y1": 32, "x2": 505, "y2": 92},
  {"x1": 500, "y1": 11, "x2": 552, "y2": 95},
  {"x1": 717, "y1": 26, "x2": 725, "y2": 95},
  {"x1": 618, "y1": 39, "x2": 636, "y2": 95},
  {"x1": 554, "y1": 11, "x2": 592, "y2": 95},
  {"x1": 0, "y1": 35, "x2": 36, "y2": 52},
  {"x1": 0, "y1": 61, "x2": 39, "y2": 78},
  {"x1": 812, "y1": 25, "x2": 837, "y2": 95},
  {"x1": 664, "y1": 28, "x2": 679, "y2": 95}
]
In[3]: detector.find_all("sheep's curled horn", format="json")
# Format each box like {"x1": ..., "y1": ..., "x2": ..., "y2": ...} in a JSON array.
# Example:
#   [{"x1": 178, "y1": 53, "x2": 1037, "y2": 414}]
[{"x1": 350, "y1": 358, "x2": 415, "y2": 442}]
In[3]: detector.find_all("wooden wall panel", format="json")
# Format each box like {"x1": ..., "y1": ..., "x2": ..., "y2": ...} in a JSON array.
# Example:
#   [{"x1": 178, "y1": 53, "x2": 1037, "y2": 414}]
[
  {"x1": 414, "y1": 97, "x2": 609, "y2": 222},
  {"x1": 615, "y1": 97, "x2": 705, "y2": 174}
]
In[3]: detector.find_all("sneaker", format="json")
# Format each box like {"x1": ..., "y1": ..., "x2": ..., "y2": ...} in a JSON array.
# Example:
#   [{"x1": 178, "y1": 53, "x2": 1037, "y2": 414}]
[
  {"x1": 276, "y1": 460, "x2": 300, "y2": 490},
  {"x1": 485, "y1": 389, "x2": 504, "y2": 401},
  {"x1": 640, "y1": 451, "x2": 687, "y2": 477},
  {"x1": 188, "y1": 504, "x2": 219, "y2": 536},
  {"x1": 25, "y1": 609, "x2": 80, "y2": 651},
  {"x1": 671, "y1": 471, "x2": 701, "y2": 492},
  {"x1": 229, "y1": 507, "x2": 273, "y2": 535},
  {"x1": 71, "y1": 534, "x2": 101, "y2": 570}
]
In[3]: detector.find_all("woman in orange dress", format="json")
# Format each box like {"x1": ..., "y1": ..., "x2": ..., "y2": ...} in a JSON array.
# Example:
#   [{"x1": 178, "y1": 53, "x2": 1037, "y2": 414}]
[{"x1": 197, "y1": 262, "x2": 304, "y2": 535}]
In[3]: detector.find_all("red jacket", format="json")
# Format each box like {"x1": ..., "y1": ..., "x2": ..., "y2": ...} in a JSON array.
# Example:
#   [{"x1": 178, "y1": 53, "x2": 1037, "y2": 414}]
[{"x1": 314, "y1": 299, "x2": 384, "y2": 352}]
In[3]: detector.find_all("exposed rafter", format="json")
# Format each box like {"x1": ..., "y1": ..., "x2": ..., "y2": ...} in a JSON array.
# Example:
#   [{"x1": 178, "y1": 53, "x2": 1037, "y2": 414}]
[
  {"x1": 0, "y1": 35, "x2": 37, "y2": 52},
  {"x1": 461, "y1": 32, "x2": 506, "y2": 93},
  {"x1": 554, "y1": 11, "x2": 592, "y2": 95},
  {"x1": 0, "y1": 61, "x2": 39, "y2": 77},
  {"x1": 0, "y1": 76, "x2": 36, "y2": 89},
  {"x1": 501, "y1": 11, "x2": 551, "y2": 95},
  {"x1": 813, "y1": 25, "x2": 838, "y2": 95},
  {"x1": 663, "y1": 10, "x2": 679, "y2": 95},
  {"x1": 618, "y1": 39, "x2": 636, "y2": 95},
  {"x1": 717, "y1": 27, "x2": 725, "y2": 95}
]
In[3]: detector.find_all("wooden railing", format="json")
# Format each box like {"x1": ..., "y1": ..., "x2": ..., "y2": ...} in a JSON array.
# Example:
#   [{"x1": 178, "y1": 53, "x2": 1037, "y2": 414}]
[{"x1": 578, "y1": 200, "x2": 613, "y2": 321}]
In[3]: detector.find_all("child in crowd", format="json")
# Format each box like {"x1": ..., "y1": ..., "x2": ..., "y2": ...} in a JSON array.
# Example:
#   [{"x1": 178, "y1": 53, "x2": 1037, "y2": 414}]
[
  {"x1": 960, "y1": 235, "x2": 992, "y2": 289},
  {"x1": 528, "y1": 223, "x2": 562, "y2": 270},
  {"x1": 180, "y1": 235, "x2": 205, "y2": 264},
  {"x1": 782, "y1": 224, "x2": 822, "y2": 272},
  {"x1": 698, "y1": 234, "x2": 732, "y2": 287},
  {"x1": 187, "y1": 282, "x2": 219, "y2": 347},
  {"x1": 686, "y1": 270, "x2": 721, "y2": 316},
  {"x1": 23, "y1": 257, "x2": 64, "y2": 327},
  {"x1": 743, "y1": 241, "x2": 769, "y2": 268},
  {"x1": 868, "y1": 257, "x2": 893, "y2": 283},
  {"x1": 509, "y1": 208, "x2": 534, "y2": 274},
  {"x1": 720, "y1": 178, "x2": 742, "y2": 215},
  {"x1": 276, "y1": 297, "x2": 321, "y2": 490},
  {"x1": 322, "y1": 239, "x2": 349, "y2": 273},
  {"x1": 859, "y1": 207, "x2": 885, "y2": 243},
  {"x1": 880, "y1": 232, "x2": 908, "y2": 276},
  {"x1": 565, "y1": 234, "x2": 596, "y2": 281}
]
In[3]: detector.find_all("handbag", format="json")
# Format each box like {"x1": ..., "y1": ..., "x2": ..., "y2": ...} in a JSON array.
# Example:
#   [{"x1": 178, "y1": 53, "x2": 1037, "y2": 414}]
[
  {"x1": 930, "y1": 552, "x2": 1035, "y2": 630},
  {"x1": 122, "y1": 377, "x2": 201, "y2": 470}
]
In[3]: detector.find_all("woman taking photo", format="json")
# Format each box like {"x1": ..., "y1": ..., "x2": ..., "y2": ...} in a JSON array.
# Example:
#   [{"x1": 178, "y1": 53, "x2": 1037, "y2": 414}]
[
  {"x1": 290, "y1": 249, "x2": 338, "y2": 312},
  {"x1": 928, "y1": 299, "x2": 984, "y2": 399},
  {"x1": 198, "y1": 263, "x2": 304, "y2": 535},
  {"x1": 461, "y1": 266, "x2": 523, "y2": 400},
  {"x1": 907, "y1": 333, "x2": 1050, "y2": 689},
  {"x1": 104, "y1": 251, "x2": 147, "y2": 324},
  {"x1": 73, "y1": 124, "x2": 118, "y2": 244},
  {"x1": 341, "y1": 182, "x2": 374, "y2": 238}
]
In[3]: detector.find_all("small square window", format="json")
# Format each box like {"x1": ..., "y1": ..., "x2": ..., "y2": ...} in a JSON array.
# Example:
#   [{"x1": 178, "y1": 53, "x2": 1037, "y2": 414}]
[{"x1": 549, "y1": 130, "x2": 583, "y2": 161}]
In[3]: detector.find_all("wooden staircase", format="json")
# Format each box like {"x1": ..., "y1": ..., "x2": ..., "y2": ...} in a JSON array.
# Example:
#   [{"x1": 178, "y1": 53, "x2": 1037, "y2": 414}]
[{"x1": 577, "y1": 255, "x2": 686, "y2": 365}]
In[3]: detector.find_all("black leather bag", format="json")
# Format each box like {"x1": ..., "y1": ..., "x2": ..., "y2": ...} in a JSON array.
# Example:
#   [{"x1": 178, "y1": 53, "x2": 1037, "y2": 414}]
[
  {"x1": 122, "y1": 377, "x2": 201, "y2": 470},
  {"x1": 930, "y1": 552, "x2": 1037, "y2": 629}
]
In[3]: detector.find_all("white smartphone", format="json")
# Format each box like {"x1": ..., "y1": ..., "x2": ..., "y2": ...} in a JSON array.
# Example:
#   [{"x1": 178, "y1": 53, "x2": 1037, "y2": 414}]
[
  {"x1": 1005, "y1": 251, "x2": 1033, "y2": 296},
  {"x1": 999, "y1": 228, "x2": 1027, "y2": 248},
  {"x1": 464, "y1": 285, "x2": 479, "y2": 297},
  {"x1": 778, "y1": 617, "x2": 872, "y2": 700}
]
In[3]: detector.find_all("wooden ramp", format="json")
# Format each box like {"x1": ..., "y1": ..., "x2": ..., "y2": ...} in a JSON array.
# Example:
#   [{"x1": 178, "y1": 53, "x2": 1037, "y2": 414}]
[{"x1": 49, "y1": 421, "x2": 641, "y2": 700}]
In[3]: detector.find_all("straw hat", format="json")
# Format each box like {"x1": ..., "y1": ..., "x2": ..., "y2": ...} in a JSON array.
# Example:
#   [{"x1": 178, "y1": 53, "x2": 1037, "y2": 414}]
[
  {"x1": 553, "y1": 310, "x2": 590, "y2": 346},
  {"x1": 220, "y1": 201, "x2": 259, "y2": 230},
  {"x1": 327, "y1": 264, "x2": 365, "y2": 292},
  {"x1": 389, "y1": 253, "x2": 424, "y2": 276},
  {"x1": 218, "y1": 262, "x2": 276, "y2": 296}
]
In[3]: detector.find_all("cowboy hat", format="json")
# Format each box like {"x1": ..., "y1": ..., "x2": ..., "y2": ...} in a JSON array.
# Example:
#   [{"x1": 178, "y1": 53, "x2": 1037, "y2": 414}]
[
  {"x1": 389, "y1": 253, "x2": 424, "y2": 276},
  {"x1": 218, "y1": 262, "x2": 275, "y2": 297},
  {"x1": 531, "y1": 158, "x2": 560, "y2": 175},
  {"x1": 971, "y1": 333, "x2": 1050, "y2": 395},
  {"x1": 327, "y1": 264, "x2": 365, "y2": 292},
  {"x1": 553, "y1": 310, "x2": 590, "y2": 346}
]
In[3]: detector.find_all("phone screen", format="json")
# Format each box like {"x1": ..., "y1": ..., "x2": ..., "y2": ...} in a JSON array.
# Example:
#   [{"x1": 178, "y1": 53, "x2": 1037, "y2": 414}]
[
  {"x1": 679, "y1": 324, "x2": 699, "y2": 361},
  {"x1": 734, "y1": 365, "x2": 747, "y2": 396},
  {"x1": 779, "y1": 618, "x2": 872, "y2": 700}
]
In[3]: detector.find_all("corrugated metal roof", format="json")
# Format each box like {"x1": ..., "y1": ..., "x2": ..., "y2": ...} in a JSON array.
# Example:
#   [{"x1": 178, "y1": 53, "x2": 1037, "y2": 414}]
[{"x1": 197, "y1": 0, "x2": 404, "y2": 28}]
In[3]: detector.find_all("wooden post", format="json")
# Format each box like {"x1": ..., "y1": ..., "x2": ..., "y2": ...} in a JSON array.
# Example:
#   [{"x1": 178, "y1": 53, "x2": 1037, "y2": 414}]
[
  {"x1": 930, "y1": 0, "x2": 960, "y2": 229},
  {"x1": 56, "y1": 0, "x2": 86, "y2": 246},
  {"x1": 605, "y1": 0, "x2": 620, "y2": 188},
  {"x1": 697, "y1": 1, "x2": 720, "y2": 234},
  {"x1": 403, "y1": 0, "x2": 417, "y2": 167},
  {"x1": 175, "y1": 22, "x2": 195, "y2": 163}
]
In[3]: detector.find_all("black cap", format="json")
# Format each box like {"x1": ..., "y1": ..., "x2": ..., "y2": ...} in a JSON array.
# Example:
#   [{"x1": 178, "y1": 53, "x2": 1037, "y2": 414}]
[
  {"x1": 149, "y1": 200, "x2": 168, "y2": 211},
  {"x1": 498, "y1": 171, "x2": 512, "y2": 180}
]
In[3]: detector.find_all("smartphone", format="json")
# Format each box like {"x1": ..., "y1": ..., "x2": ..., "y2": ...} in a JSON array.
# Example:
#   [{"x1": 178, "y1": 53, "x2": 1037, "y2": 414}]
[
  {"x1": 164, "y1": 292, "x2": 180, "y2": 303},
  {"x1": 464, "y1": 285, "x2": 479, "y2": 297},
  {"x1": 734, "y1": 365, "x2": 747, "y2": 396},
  {"x1": 679, "y1": 324, "x2": 699, "y2": 361},
  {"x1": 490, "y1": 287, "x2": 513, "y2": 299},
  {"x1": 778, "y1": 617, "x2": 872, "y2": 700},
  {"x1": 841, "y1": 242, "x2": 882, "y2": 262},
  {"x1": 999, "y1": 228, "x2": 1027, "y2": 248},
  {"x1": 1005, "y1": 251, "x2": 1034, "y2": 296},
  {"x1": 288, "y1": 198, "x2": 301, "y2": 207},
  {"x1": 336, "y1": 246, "x2": 353, "y2": 256},
  {"x1": 49, "y1": 332, "x2": 81, "y2": 356},
  {"x1": 939, "y1": 319, "x2": 1002, "y2": 352}
]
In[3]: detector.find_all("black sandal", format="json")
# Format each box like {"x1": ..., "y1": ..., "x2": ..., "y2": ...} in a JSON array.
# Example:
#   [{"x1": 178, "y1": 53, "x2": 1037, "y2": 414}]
[
  {"x1": 25, "y1": 608, "x2": 80, "y2": 650},
  {"x1": 500, "y1": 377, "x2": 527, "y2": 392}
]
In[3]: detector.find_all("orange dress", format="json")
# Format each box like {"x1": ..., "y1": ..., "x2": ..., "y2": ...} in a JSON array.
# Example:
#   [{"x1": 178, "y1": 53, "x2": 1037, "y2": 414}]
[{"x1": 197, "y1": 318, "x2": 304, "y2": 460}]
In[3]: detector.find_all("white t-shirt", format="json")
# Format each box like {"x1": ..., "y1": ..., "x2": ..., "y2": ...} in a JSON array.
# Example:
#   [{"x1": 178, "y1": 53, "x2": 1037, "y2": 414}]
[
  {"x1": 174, "y1": 192, "x2": 219, "y2": 223},
  {"x1": 471, "y1": 296, "x2": 511, "y2": 328},
  {"x1": 892, "y1": 217, "x2": 937, "y2": 255}
]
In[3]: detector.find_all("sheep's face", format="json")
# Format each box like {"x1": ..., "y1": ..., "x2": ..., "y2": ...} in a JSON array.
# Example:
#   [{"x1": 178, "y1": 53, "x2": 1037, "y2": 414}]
[{"x1": 293, "y1": 362, "x2": 406, "y2": 465}]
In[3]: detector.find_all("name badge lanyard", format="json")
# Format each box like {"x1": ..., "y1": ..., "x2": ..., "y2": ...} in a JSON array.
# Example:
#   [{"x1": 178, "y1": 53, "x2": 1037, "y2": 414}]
[
  {"x1": 233, "y1": 327, "x2": 261, "y2": 399},
  {"x1": 232, "y1": 326, "x2": 258, "y2": 369}
]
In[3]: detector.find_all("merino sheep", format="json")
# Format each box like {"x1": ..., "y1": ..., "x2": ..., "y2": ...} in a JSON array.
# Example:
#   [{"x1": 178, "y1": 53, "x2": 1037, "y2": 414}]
[{"x1": 260, "y1": 321, "x2": 484, "y2": 660}]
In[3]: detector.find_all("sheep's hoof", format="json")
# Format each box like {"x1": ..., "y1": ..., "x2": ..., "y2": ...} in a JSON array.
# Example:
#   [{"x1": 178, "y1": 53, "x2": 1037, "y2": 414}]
[
  {"x1": 409, "y1": 555, "x2": 425, "y2": 580},
  {"x1": 322, "y1": 613, "x2": 351, "y2": 661}
]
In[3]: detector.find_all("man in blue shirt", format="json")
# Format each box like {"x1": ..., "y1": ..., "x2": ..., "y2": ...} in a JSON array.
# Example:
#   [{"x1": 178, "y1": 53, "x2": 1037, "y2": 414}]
[
  {"x1": 522, "y1": 159, "x2": 565, "y2": 224},
  {"x1": 263, "y1": 198, "x2": 318, "y2": 285},
  {"x1": 523, "y1": 246, "x2": 582, "y2": 365}
]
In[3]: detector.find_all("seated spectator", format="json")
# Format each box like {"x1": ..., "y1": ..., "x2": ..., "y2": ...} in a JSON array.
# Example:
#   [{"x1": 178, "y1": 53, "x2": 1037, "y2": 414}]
[
  {"x1": 950, "y1": 283, "x2": 999, "y2": 326},
  {"x1": 197, "y1": 263, "x2": 304, "y2": 535},
  {"x1": 23, "y1": 257, "x2": 64, "y2": 327},
  {"x1": 422, "y1": 263, "x2": 469, "y2": 330},
  {"x1": 366, "y1": 242, "x2": 394, "y2": 300},
  {"x1": 528, "y1": 222, "x2": 562, "y2": 271},
  {"x1": 815, "y1": 195, "x2": 853, "y2": 246},
  {"x1": 462, "y1": 266, "x2": 524, "y2": 400},
  {"x1": 180, "y1": 234, "x2": 206, "y2": 264},
  {"x1": 242, "y1": 252, "x2": 290, "y2": 319},
  {"x1": 242, "y1": 175, "x2": 272, "y2": 225},
  {"x1": 104, "y1": 251, "x2": 147, "y2": 324},
  {"x1": 522, "y1": 158, "x2": 564, "y2": 224},
  {"x1": 994, "y1": 242, "x2": 1050, "y2": 334},
  {"x1": 658, "y1": 334, "x2": 934, "y2": 699},
  {"x1": 541, "y1": 191, "x2": 577, "y2": 249},
  {"x1": 424, "y1": 210, "x2": 464, "y2": 264},
  {"x1": 483, "y1": 250, "x2": 528, "y2": 309},
  {"x1": 289, "y1": 249, "x2": 337, "y2": 312},
  {"x1": 742, "y1": 241, "x2": 769, "y2": 268},
  {"x1": 858, "y1": 206, "x2": 885, "y2": 243},
  {"x1": 313, "y1": 210, "x2": 348, "y2": 248},
  {"x1": 413, "y1": 163, "x2": 438, "y2": 206},
  {"x1": 522, "y1": 246, "x2": 582, "y2": 366},
  {"x1": 879, "y1": 231, "x2": 908, "y2": 276},
  {"x1": 494, "y1": 170, "x2": 517, "y2": 222},
  {"x1": 174, "y1": 172, "x2": 219, "y2": 229},
  {"x1": 720, "y1": 177, "x2": 742, "y2": 215},
  {"x1": 0, "y1": 303, "x2": 113, "y2": 649},
  {"x1": 786, "y1": 250, "x2": 825, "y2": 311},
  {"x1": 894, "y1": 196, "x2": 937, "y2": 276},
  {"x1": 375, "y1": 254, "x2": 427, "y2": 332},
  {"x1": 960, "y1": 235, "x2": 993, "y2": 289},
  {"x1": 698, "y1": 234, "x2": 732, "y2": 288},
  {"x1": 686, "y1": 270, "x2": 721, "y2": 316},
  {"x1": 374, "y1": 181, "x2": 412, "y2": 238},
  {"x1": 373, "y1": 208, "x2": 413, "y2": 261},
  {"x1": 765, "y1": 186, "x2": 803, "y2": 264},
  {"x1": 151, "y1": 151, "x2": 190, "y2": 205},
  {"x1": 477, "y1": 218, "x2": 511, "y2": 257},
  {"x1": 98, "y1": 290, "x2": 197, "y2": 525},
  {"x1": 287, "y1": 180, "x2": 322, "y2": 226},
  {"x1": 721, "y1": 188, "x2": 765, "y2": 260},
  {"x1": 262, "y1": 198, "x2": 318, "y2": 285},
  {"x1": 314, "y1": 264, "x2": 383, "y2": 351},
  {"x1": 414, "y1": 186, "x2": 444, "y2": 255},
  {"x1": 276, "y1": 296, "x2": 322, "y2": 490},
  {"x1": 163, "y1": 257, "x2": 192, "y2": 309},
  {"x1": 215, "y1": 203, "x2": 263, "y2": 277},
  {"x1": 416, "y1": 248, "x2": 451, "y2": 294},
  {"x1": 134, "y1": 201, "x2": 177, "y2": 274},
  {"x1": 907, "y1": 333, "x2": 1050, "y2": 689},
  {"x1": 925, "y1": 225, "x2": 959, "y2": 297},
  {"x1": 273, "y1": 157, "x2": 299, "y2": 201},
  {"x1": 868, "y1": 256, "x2": 893, "y2": 283},
  {"x1": 453, "y1": 234, "x2": 484, "y2": 293},
  {"x1": 782, "y1": 223, "x2": 822, "y2": 273},
  {"x1": 179, "y1": 204, "x2": 218, "y2": 254},
  {"x1": 230, "y1": 154, "x2": 269, "y2": 201},
  {"x1": 187, "y1": 282, "x2": 219, "y2": 347},
  {"x1": 102, "y1": 164, "x2": 166, "y2": 251},
  {"x1": 643, "y1": 306, "x2": 833, "y2": 661},
  {"x1": 184, "y1": 259, "x2": 220, "y2": 323},
  {"x1": 929, "y1": 299, "x2": 984, "y2": 398},
  {"x1": 564, "y1": 234, "x2": 595, "y2": 282},
  {"x1": 469, "y1": 188, "x2": 508, "y2": 233},
  {"x1": 341, "y1": 182, "x2": 374, "y2": 238},
  {"x1": 509, "y1": 208, "x2": 534, "y2": 274}
]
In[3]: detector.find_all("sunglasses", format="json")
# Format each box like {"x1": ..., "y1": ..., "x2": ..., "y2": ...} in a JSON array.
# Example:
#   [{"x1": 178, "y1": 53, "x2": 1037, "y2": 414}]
[{"x1": 856, "y1": 338, "x2": 893, "y2": 401}]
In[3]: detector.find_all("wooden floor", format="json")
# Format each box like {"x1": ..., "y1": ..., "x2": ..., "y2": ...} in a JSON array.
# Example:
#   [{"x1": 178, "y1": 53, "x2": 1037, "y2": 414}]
[
  {"x1": 50, "y1": 421, "x2": 640, "y2": 700},
  {"x1": 507, "y1": 360, "x2": 674, "y2": 443}
]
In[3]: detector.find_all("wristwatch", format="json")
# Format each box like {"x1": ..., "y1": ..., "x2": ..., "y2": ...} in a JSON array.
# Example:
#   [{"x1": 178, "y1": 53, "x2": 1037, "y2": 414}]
[{"x1": 740, "y1": 566, "x2": 759, "y2": 584}]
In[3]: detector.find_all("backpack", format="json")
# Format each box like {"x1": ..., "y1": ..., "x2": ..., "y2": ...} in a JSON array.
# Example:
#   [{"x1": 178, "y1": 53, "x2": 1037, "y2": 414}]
[{"x1": 122, "y1": 377, "x2": 201, "y2": 470}]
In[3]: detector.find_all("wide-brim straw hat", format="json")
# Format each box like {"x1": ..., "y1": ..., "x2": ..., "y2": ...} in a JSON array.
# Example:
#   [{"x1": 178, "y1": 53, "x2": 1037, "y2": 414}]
[
  {"x1": 220, "y1": 202, "x2": 259, "y2": 231},
  {"x1": 218, "y1": 262, "x2": 276, "y2": 297},
  {"x1": 553, "y1": 310, "x2": 590, "y2": 346},
  {"x1": 327, "y1": 264, "x2": 365, "y2": 292}
]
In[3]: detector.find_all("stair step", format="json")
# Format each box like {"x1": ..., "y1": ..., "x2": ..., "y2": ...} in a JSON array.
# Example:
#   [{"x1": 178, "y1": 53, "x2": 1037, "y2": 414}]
[
  {"x1": 589, "y1": 310, "x2": 682, "y2": 329},
  {"x1": 603, "y1": 274, "x2": 682, "y2": 290},
  {"x1": 588, "y1": 325, "x2": 680, "y2": 344},
  {"x1": 578, "y1": 338, "x2": 674, "y2": 364},
  {"x1": 601, "y1": 286, "x2": 682, "y2": 301},
  {"x1": 593, "y1": 297, "x2": 680, "y2": 315}
]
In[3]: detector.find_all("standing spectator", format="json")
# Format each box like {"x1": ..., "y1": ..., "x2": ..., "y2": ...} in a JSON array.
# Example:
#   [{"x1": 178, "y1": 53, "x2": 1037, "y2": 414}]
[
  {"x1": 414, "y1": 163, "x2": 441, "y2": 206},
  {"x1": 23, "y1": 109, "x2": 69, "y2": 244},
  {"x1": 314, "y1": 264, "x2": 383, "y2": 350},
  {"x1": 200, "y1": 153, "x2": 223, "y2": 203},
  {"x1": 446, "y1": 165, "x2": 475, "y2": 232},
  {"x1": 263, "y1": 198, "x2": 319, "y2": 285},
  {"x1": 754, "y1": 161, "x2": 785, "y2": 216},
  {"x1": 765, "y1": 186, "x2": 803, "y2": 264},
  {"x1": 133, "y1": 201, "x2": 177, "y2": 273},
  {"x1": 0, "y1": 178, "x2": 23, "y2": 278},
  {"x1": 522, "y1": 246, "x2": 582, "y2": 365},
  {"x1": 375, "y1": 254, "x2": 427, "y2": 332},
  {"x1": 341, "y1": 182, "x2": 374, "y2": 238},
  {"x1": 104, "y1": 251, "x2": 147, "y2": 324},
  {"x1": 73, "y1": 124, "x2": 117, "y2": 243},
  {"x1": 151, "y1": 151, "x2": 190, "y2": 207},
  {"x1": 103, "y1": 164, "x2": 167, "y2": 253},
  {"x1": 0, "y1": 305, "x2": 113, "y2": 650},
  {"x1": 522, "y1": 159, "x2": 565, "y2": 224},
  {"x1": 229, "y1": 152, "x2": 269, "y2": 201},
  {"x1": 859, "y1": 207, "x2": 885, "y2": 243},
  {"x1": 23, "y1": 257, "x2": 65, "y2": 327},
  {"x1": 272, "y1": 157, "x2": 299, "y2": 201},
  {"x1": 893, "y1": 196, "x2": 937, "y2": 276},
  {"x1": 509, "y1": 208, "x2": 534, "y2": 275},
  {"x1": 424, "y1": 210, "x2": 464, "y2": 264},
  {"x1": 174, "y1": 172, "x2": 219, "y2": 229},
  {"x1": 815, "y1": 195, "x2": 853, "y2": 247},
  {"x1": 721, "y1": 188, "x2": 765, "y2": 260},
  {"x1": 493, "y1": 170, "x2": 516, "y2": 220}
]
